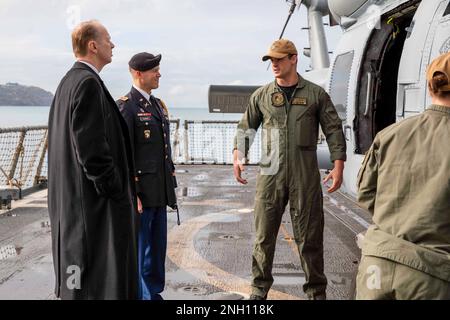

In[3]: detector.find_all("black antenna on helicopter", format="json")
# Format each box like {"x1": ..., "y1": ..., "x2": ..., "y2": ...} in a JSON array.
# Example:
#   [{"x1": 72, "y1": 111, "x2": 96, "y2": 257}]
[
  {"x1": 267, "y1": 0, "x2": 302, "y2": 70},
  {"x1": 279, "y1": 0, "x2": 301, "y2": 39}
]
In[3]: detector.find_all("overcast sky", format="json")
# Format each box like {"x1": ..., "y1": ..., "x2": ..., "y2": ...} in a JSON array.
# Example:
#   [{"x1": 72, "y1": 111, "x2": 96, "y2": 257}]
[{"x1": 0, "y1": 0, "x2": 342, "y2": 108}]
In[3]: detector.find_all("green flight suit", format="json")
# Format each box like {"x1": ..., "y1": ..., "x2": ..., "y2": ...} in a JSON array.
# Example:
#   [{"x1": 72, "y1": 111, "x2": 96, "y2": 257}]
[
  {"x1": 356, "y1": 105, "x2": 450, "y2": 300},
  {"x1": 234, "y1": 75, "x2": 346, "y2": 298}
]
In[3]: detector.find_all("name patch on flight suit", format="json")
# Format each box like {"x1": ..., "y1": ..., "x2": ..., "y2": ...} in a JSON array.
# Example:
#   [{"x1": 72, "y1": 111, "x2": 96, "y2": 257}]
[{"x1": 292, "y1": 97, "x2": 308, "y2": 106}]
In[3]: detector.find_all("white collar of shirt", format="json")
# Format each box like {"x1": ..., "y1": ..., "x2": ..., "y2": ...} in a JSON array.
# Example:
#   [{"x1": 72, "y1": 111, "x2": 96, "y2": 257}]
[
  {"x1": 133, "y1": 85, "x2": 151, "y2": 102},
  {"x1": 78, "y1": 60, "x2": 100, "y2": 77}
]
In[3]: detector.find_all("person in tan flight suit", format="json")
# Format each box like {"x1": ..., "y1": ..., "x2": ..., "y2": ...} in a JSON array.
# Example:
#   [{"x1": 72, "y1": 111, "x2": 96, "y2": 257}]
[{"x1": 356, "y1": 52, "x2": 450, "y2": 300}]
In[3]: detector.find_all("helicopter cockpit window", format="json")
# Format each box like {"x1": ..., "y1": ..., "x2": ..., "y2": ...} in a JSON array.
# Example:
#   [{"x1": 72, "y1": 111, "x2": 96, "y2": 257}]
[{"x1": 329, "y1": 51, "x2": 354, "y2": 122}]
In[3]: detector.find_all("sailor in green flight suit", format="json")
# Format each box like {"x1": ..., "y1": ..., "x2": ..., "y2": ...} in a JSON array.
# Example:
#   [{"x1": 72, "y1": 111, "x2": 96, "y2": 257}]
[
  {"x1": 356, "y1": 52, "x2": 450, "y2": 300},
  {"x1": 233, "y1": 39, "x2": 346, "y2": 300}
]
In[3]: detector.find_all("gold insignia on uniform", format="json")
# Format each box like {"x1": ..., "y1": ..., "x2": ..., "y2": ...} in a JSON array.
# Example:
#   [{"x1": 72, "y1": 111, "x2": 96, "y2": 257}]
[
  {"x1": 292, "y1": 97, "x2": 307, "y2": 106},
  {"x1": 119, "y1": 96, "x2": 129, "y2": 102},
  {"x1": 271, "y1": 92, "x2": 285, "y2": 107},
  {"x1": 159, "y1": 99, "x2": 170, "y2": 118},
  {"x1": 144, "y1": 130, "x2": 151, "y2": 139}
]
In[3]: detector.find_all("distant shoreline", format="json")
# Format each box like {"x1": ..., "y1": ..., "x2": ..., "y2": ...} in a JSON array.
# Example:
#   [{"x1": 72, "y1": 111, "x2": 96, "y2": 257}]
[{"x1": 0, "y1": 83, "x2": 54, "y2": 107}]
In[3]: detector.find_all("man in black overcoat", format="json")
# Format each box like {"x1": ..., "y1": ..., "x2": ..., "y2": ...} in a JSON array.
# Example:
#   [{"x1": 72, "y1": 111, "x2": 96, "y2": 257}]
[{"x1": 47, "y1": 20, "x2": 138, "y2": 300}]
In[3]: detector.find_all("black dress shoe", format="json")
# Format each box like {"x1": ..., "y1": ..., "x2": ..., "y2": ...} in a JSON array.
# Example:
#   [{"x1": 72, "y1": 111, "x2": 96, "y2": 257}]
[{"x1": 151, "y1": 293, "x2": 164, "y2": 301}]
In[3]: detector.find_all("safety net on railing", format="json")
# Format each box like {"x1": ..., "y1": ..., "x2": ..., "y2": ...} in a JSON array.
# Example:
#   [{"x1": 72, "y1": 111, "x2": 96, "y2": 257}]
[
  {"x1": 0, "y1": 120, "x2": 263, "y2": 190},
  {"x1": 0, "y1": 126, "x2": 48, "y2": 189},
  {"x1": 181, "y1": 120, "x2": 261, "y2": 164}
]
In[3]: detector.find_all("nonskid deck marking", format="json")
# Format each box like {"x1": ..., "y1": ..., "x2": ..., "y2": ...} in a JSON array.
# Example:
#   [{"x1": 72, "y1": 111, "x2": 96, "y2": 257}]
[
  {"x1": 167, "y1": 209, "x2": 301, "y2": 300},
  {"x1": 324, "y1": 194, "x2": 371, "y2": 229}
]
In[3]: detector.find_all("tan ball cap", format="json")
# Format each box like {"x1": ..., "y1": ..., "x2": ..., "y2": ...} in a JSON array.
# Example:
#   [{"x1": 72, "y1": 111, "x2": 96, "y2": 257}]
[
  {"x1": 427, "y1": 52, "x2": 450, "y2": 92},
  {"x1": 262, "y1": 39, "x2": 298, "y2": 61}
]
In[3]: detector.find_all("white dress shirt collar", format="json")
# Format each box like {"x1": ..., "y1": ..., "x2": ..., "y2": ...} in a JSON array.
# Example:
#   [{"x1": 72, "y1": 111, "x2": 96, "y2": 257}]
[
  {"x1": 133, "y1": 85, "x2": 151, "y2": 102},
  {"x1": 78, "y1": 60, "x2": 100, "y2": 77}
]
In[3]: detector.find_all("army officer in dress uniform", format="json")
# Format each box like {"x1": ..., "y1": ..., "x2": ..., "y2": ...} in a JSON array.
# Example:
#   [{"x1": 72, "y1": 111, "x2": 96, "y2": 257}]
[{"x1": 117, "y1": 52, "x2": 177, "y2": 300}]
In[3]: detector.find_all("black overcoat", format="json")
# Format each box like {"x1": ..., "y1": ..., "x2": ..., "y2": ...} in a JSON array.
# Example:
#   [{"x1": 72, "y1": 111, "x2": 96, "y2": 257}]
[{"x1": 48, "y1": 62, "x2": 138, "y2": 300}]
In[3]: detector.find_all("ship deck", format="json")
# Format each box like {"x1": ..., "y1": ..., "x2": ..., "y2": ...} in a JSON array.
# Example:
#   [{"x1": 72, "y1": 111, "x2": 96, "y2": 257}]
[{"x1": 0, "y1": 165, "x2": 371, "y2": 300}]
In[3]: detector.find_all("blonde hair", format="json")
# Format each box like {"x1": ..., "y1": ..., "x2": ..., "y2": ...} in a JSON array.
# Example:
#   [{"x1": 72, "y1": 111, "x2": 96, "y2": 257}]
[{"x1": 71, "y1": 20, "x2": 101, "y2": 57}]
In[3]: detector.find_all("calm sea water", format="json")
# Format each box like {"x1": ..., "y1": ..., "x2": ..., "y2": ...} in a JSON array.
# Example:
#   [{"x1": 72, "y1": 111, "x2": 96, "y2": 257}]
[{"x1": 0, "y1": 106, "x2": 242, "y2": 128}]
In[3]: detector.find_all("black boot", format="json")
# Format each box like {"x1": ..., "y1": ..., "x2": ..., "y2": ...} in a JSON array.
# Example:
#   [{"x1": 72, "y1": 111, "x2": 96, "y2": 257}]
[
  {"x1": 307, "y1": 292, "x2": 326, "y2": 300},
  {"x1": 249, "y1": 293, "x2": 267, "y2": 300}
]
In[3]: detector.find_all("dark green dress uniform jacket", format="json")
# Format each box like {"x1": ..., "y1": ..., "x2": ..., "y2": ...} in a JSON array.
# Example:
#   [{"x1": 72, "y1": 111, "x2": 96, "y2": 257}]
[
  {"x1": 117, "y1": 87, "x2": 177, "y2": 209},
  {"x1": 357, "y1": 105, "x2": 450, "y2": 282}
]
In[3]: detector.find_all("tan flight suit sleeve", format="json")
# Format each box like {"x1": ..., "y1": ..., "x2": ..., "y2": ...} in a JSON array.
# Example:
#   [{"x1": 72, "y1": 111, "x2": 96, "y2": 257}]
[
  {"x1": 357, "y1": 137, "x2": 380, "y2": 215},
  {"x1": 233, "y1": 92, "x2": 263, "y2": 157},
  {"x1": 318, "y1": 90, "x2": 347, "y2": 162}
]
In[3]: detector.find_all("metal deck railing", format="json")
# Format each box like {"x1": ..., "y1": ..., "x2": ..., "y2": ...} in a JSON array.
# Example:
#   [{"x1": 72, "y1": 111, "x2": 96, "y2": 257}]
[
  {"x1": 0, "y1": 126, "x2": 48, "y2": 190},
  {"x1": 0, "y1": 121, "x2": 264, "y2": 192}
]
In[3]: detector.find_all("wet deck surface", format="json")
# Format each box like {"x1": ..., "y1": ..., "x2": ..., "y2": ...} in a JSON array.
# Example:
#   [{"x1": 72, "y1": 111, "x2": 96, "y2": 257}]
[{"x1": 0, "y1": 165, "x2": 372, "y2": 300}]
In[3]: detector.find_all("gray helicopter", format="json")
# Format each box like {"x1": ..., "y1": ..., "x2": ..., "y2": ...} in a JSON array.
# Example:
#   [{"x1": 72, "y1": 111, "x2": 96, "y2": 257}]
[{"x1": 209, "y1": 0, "x2": 450, "y2": 198}]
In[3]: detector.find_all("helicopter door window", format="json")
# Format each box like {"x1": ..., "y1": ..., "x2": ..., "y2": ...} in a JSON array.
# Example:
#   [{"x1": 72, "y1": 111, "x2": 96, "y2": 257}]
[{"x1": 329, "y1": 51, "x2": 354, "y2": 123}]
